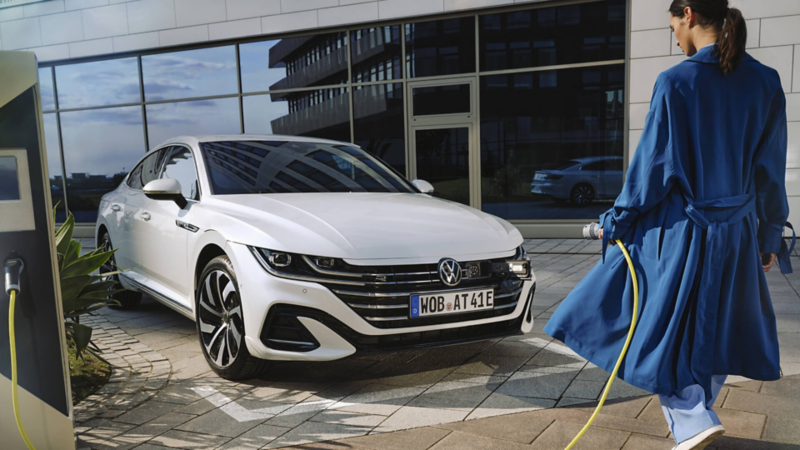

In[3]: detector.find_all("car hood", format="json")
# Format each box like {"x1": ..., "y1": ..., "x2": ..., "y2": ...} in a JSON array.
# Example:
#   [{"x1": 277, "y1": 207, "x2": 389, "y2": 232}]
[{"x1": 206, "y1": 193, "x2": 522, "y2": 262}]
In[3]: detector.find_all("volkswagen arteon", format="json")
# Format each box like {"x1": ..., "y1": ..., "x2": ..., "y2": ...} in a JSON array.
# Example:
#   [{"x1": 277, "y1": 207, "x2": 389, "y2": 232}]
[{"x1": 96, "y1": 135, "x2": 536, "y2": 380}]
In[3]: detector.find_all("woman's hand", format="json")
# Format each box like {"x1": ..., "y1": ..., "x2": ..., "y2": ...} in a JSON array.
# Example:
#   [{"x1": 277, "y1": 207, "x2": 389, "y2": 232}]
[
  {"x1": 597, "y1": 228, "x2": 615, "y2": 245},
  {"x1": 761, "y1": 253, "x2": 776, "y2": 272}
]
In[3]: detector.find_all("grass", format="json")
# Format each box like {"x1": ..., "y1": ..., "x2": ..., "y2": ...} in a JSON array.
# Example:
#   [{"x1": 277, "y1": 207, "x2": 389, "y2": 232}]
[{"x1": 69, "y1": 346, "x2": 111, "y2": 405}]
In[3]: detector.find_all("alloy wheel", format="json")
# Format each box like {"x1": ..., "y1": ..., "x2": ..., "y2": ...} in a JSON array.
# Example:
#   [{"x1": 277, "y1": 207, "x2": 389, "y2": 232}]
[
  {"x1": 198, "y1": 270, "x2": 244, "y2": 368},
  {"x1": 571, "y1": 185, "x2": 595, "y2": 206}
]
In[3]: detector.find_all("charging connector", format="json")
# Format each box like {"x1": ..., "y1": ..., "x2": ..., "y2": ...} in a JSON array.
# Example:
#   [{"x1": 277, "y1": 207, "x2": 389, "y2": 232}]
[{"x1": 5, "y1": 258, "x2": 24, "y2": 295}]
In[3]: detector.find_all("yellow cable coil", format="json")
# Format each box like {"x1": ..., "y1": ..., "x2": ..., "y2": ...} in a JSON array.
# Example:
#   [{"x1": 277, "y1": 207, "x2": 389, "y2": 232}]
[
  {"x1": 565, "y1": 240, "x2": 639, "y2": 450},
  {"x1": 9, "y1": 290, "x2": 36, "y2": 450}
]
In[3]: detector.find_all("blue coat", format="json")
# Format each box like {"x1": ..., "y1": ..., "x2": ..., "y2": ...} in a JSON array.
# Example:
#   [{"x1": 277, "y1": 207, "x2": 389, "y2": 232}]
[{"x1": 544, "y1": 45, "x2": 795, "y2": 401}]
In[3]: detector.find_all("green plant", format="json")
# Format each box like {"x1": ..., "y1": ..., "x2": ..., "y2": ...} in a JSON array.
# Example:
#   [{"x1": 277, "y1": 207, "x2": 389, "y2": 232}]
[{"x1": 55, "y1": 211, "x2": 122, "y2": 360}]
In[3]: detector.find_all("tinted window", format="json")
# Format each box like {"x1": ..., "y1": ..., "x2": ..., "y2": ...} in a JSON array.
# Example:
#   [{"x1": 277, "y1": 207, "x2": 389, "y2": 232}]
[
  {"x1": 39, "y1": 67, "x2": 55, "y2": 111},
  {"x1": 406, "y1": 17, "x2": 476, "y2": 78},
  {"x1": 142, "y1": 46, "x2": 237, "y2": 101},
  {"x1": 56, "y1": 58, "x2": 140, "y2": 109},
  {"x1": 480, "y1": 65, "x2": 625, "y2": 220},
  {"x1": 240, "y1": 33, "x2": 348, "y2": 93},
  {"x1": 480, "y1": 0, "x2": 626, "y2": 71},
  {"x1": 200, "y1": 141, "x2": 414, "y2": 195},
  {"x1": 146, "y1": 98, "x2": 240, "y2": 148},
  {"x1": 580, "y1": 162, "x2": 604, "y2": 171},
  {"x1": 161, "y1": 147, "x2": 199, "y2": 200},
  {"x1": 353, "y1": 83, "x2": 406, "y2": 175},
  {"x1": 413, "y1": 84, "x2": 470, "y2": 116},
  {"x1": 0, "y1": 157, "x2": 20, "y2": 201},
  {"x1": 60, "y1": 106, "x2": 146, "y2": 222},
  {"x1": 128, "y1": 149, "x2": 167, "y2": 190},
  {"x1": 351, "y1": 26, "x2": 402, "y2": 83},
  {"x1": 43, "y1": 113, "x2": 67, "y2": 221},
  {"x1": 257, "y1": 88, "x2": 351, "y2": 143}
]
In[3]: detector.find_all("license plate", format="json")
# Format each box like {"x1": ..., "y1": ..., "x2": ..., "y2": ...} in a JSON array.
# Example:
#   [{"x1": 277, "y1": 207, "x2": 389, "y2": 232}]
[{"x1": 410, "y1": 289, "x2": 494, "y2": 318}]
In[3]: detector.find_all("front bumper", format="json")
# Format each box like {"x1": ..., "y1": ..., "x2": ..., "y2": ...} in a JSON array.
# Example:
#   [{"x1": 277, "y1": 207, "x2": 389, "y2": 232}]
[{"x1": 228, "y1": 243, "x2": 537, "y2": 362}]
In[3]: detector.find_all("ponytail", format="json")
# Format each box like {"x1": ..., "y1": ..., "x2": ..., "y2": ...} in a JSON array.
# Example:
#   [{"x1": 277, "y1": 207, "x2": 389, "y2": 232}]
[
  {"x1": 717, "y1": 7, "x2": 747, "y2": 75},
  {"x1": 669, "y1": 1, "x2": 748, "y2": 75}
]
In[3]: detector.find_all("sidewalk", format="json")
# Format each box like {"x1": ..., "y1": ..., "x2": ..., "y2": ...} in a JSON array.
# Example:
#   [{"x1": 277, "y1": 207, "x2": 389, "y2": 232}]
[{"x1": 74, "y1": 239, "x2": 800, "y2": 449}]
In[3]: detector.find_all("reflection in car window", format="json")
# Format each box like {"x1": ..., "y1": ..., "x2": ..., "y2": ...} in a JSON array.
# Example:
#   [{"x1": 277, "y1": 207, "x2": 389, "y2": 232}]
[
  {"x1": 199, "y1": 141, "x2": 416, "y2": 195},
  {"x1": 580, "y1": 162, "x2": 604, "y2": 171},
  {"x1": 127, "y1": 149, "x2": 167, "y2": 190},
  {"x1": 553, "y1": 161, "x2": 580, "y2": 171},
  {"x1": 161, "y1": 147, "x2": 199, "y2": 200}
]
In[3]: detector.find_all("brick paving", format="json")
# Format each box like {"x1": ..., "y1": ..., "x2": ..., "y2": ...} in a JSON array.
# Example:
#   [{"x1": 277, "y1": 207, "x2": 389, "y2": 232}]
[{"x1": 73, "y1": 239, "x2": 800, "y2": 449}]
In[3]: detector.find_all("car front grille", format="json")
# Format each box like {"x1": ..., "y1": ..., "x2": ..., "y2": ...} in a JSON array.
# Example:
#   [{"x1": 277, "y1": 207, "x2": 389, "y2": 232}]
[{"x1": 319, "y1": 258, "x2": 527, "y2": 329}]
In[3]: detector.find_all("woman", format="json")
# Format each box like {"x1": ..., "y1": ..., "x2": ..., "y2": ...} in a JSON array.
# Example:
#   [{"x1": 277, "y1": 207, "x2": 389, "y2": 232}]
[{"x1": 544, "y1": 1, "x2": 794, "y2": 449}]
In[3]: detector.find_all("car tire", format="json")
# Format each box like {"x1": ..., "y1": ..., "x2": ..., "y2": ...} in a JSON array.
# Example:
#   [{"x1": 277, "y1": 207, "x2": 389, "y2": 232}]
[
  {"x1": 570, "y1": 183, "x2": 595, "y2": 206},
  {"x1": 196, "y1": 255, "x2": 269, "y2": 381},
  {"x1": 100, "y1": 232, "x2": 142, "y2": 310}
]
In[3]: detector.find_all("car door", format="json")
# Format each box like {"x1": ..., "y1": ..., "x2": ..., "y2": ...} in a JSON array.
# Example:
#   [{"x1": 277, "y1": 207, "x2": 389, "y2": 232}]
[
  {"x1": 138, "y1": 145, "x2": 200, "y2": 304},
  {"x1": 115, "y1": 149, "x2": 168, "y2": 273},
  {"x1": 579, "y1": 161, "x2": 603, "y2": 196},
  {"x1": 604, "y1": 158, "x2": 624, "y2": 198}
]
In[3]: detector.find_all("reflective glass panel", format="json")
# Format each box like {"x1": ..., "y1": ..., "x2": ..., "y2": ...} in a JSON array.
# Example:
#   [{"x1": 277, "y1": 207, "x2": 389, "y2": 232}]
[
  {"x1": 146, "y1": 98, "x2": 240, "y2": 149},
  {"x1": 60, "y1": 106, "x2": 146, "y2": 223},
  {"x1": 353, "y1": 83, "x2": 406, "y2": 175},
  {"x1": 55, "y1": 58, "x2": 140, "y2": 109},
  {"x1": 0, "y1": 157, "x2": 20, "y2": 201},
  {"x1": 480, "y1": 65, "x2": 625, "y2": 220},
  {"x1": 245, "y1": 88, "x2": 350, "y2": 143},
  {"x1": 43, "y1": 113, "x2": 67, "y2": 222},
  {"x1": 415, "y1": 127, "x2": 470, "y2": 205},
  {"x1": 39, "y1": 67, "x2": 55, "y2": 111},
  {"x1": 199, "y1": 140, "x2": 414, "y2": 194},
  {"x1": 351, "y1": 26, "x2": 402, "y2": 83},
  {"x1": 240, "y1": 33, "x2": 348, "y2": 93},
  {"x1": 161, "y1": 147, "x2": 199, "y2": 200},
  {"x1": 412, "y1": 84, "x2": 470, "y2": 116},
  {"x1": 406, "y1": 17, "x2": 476, "y2": 78},
  {"x1": 480, "y1": 0, "x2": 626, "y2": 71},
  {"x1": 142, "y1": 46, "x2": 237, "y2": 101}
]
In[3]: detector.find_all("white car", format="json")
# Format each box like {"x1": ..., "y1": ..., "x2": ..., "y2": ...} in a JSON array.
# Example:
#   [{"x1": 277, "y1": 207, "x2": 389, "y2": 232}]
[
  {"x1": 96, "y1": 135, "x2": 536, "y2": 380},
  {"x1": 530, "y1": 156, "x2": 623, "y2": 206}
]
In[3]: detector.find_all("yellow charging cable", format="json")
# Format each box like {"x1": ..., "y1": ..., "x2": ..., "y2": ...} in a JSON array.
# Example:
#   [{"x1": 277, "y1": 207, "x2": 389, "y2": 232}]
[
  {"x1": 565, "y1": 240, "x2": 639, "y2": 450},
  {"x1": 9, "y1": 290, "x2": 36, "y2": 450}
]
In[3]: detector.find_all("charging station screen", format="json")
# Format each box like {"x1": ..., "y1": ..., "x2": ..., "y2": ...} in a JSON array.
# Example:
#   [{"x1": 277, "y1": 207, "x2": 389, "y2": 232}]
[{"x1": 0, "y1": 156, "x2": 21, "y2": 201}]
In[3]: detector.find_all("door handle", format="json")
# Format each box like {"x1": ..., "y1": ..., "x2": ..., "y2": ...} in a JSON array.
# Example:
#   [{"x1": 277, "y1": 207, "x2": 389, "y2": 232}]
[
  {"x1": 141, "y1": 212, "x2": 151, "y2": 221},
  {"x1": 111, "y1": 204, "x2": 121, "y2": 212}
]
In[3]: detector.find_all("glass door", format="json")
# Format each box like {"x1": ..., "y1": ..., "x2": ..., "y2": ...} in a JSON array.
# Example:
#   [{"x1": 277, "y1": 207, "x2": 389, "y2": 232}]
[
  {"x1": 407, "y1": 78, "x2": 478, "y2": 207},
  {"x1": 411, "y1": 125, "x2": 473, "y2": 205}
]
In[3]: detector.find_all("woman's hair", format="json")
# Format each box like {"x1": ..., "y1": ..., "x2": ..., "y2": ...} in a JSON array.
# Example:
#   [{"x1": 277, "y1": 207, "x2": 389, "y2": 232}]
[{"x1": 669, "y1": 0, "x2": 747, "y2": 75}]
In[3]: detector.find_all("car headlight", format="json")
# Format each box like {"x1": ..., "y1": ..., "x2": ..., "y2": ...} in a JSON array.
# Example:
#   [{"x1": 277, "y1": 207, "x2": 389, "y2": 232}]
[
  {"x1": 248, "y1": 247, "x2": 375, "y2": 286},
  {"x1": 507, "y1": 246, "x2": 531, "y2": 279}
]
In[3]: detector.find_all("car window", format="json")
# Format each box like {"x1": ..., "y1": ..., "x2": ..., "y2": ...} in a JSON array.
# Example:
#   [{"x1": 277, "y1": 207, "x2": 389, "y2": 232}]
[
  {"x1": 161, "y1": 146, "x2": 199, "y2": 200},
  {"x1": 127, "y1": 149, "x2": 168, "y2": 190},
  {"x1": 580, "y1": 161, "x2": 604, "y2": 171}
]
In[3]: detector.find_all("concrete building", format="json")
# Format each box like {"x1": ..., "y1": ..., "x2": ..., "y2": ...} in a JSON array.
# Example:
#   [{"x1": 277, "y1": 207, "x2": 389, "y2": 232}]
[{"x1": 0, "y1": 0, "x2": 797, "y2": 238}]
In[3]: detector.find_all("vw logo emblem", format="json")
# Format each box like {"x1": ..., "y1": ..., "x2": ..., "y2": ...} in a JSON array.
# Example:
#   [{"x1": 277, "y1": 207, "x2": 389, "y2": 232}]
[{"x1": 438, "y1": 258, "x2": 462, "y2": 287}]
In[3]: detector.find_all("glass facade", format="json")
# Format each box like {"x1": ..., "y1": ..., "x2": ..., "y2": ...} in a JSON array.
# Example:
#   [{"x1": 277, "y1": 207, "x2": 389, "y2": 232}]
[{"x1": 39, "y1": 0, "x2": 626, "y2": 226}]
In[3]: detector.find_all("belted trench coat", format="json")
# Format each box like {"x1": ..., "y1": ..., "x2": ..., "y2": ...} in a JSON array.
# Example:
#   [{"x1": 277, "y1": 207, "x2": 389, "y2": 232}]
[{"x1": 544, "y1": 45, "x2": 795, "y2": 400}]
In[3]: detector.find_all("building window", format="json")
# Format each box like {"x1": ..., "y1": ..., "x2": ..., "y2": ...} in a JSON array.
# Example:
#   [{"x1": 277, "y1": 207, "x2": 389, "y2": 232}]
[
  {"x1": 142, "y1": 46, "x2": 238, "y2": 101},
  {"x1": 56, "y1": 58, "x2": 141, "y2": 109},
  {"x1": 406, "y1": 17, "x2": 476, "y2": 78},
  {"x1": 351, "y1": 26, "x2": 402, "y2": 83},
  {"x1": 146, "y1": 98, "x2": 241, "y2": 148},
  {"x1": 353, "y1": 83, "x2": 406, "y2": 175}
]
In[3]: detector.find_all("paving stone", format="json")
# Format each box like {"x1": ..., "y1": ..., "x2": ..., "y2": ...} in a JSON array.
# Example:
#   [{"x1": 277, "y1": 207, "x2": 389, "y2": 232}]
[
  {"x1": 334, "y1": 384, "x2": 426, "y2": 416},
  {"x1": 620, "y1": 434, "x2": 676, "y2": 449},
  {"x1": 264, "y1": 421, "x2": 370, "y2": 449},
  {"x1": 216, "y1": 424, "x2": 291, "y2": 449},
  {"x1": 340, "y1": 426, "x2": 450, "y2": 450},
  {"x1": 495, "y1": 366, "x2": 580, "y2": 400},
  {"x1": 762, "y1": 415, "x2": 800, "y2": 444},
  {"x1": 439, "y1": 409, "x2": 553, "y2": 444},
  {"x1": 466, "y1": 393, "x2": 555, "y2": 420},
  {"x1": 723, "y1": 389, "x2": 800, "y2": 417},
  {"x1": 310, "y1": 410, "x2": 388, "y2": 427},
  {"x1": 102, "y1": 412, "x2": 196, "y2": 448},
  {"x1": 175, "y1": 407, "x2": 263, "y2": 438},
  {"x1": 148, "y1": 429, "x2": 230, "y2": 449},
  {"x1": 759, "y1": 376, "x2": 800, "y2": 400},
  {"x1": 453, "y1": 355, "x2": 530, "y2": 377},
  {"x1": 374, "y1": 406, "x2": 468, "y2": 433},
  {"x1": 429, "y1": 430, "x2": 531, "y2": 449},
  {"x1": 115, "y1": 401, "x2": 180, "y2": 425},
  {"x1": 564, "y1": 380, "x2": 606, "y2": 399},
  {"x1": 531, "y1": 420, "x2": 630, "y2": 450},
  {"x1": 715, "y1": 408, "x2": 767, "y2": 439}
]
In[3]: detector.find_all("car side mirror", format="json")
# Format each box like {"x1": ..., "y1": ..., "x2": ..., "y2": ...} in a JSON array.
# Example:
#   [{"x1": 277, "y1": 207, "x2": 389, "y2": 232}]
[
  {"x1": 144, "y1": 178, "x2": 187, "y2": 208},
  {"x1": 412, "y1": 179, "x2": 435, "y2": 194}
]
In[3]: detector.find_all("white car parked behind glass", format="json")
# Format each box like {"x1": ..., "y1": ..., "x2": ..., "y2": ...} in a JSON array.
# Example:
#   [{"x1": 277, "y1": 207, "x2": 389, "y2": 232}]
[
  {"x1": 96, "y1": 135, "x2": 536, "y2": 380},
  {"x1": 530, "y1": 156, "x2": 623, "y2": 206}
]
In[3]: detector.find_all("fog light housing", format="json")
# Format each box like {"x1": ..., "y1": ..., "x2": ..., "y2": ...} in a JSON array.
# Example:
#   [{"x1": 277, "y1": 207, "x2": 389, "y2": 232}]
[{"x1": 315, "y1": 257, "x2": 336, "y2": 269}]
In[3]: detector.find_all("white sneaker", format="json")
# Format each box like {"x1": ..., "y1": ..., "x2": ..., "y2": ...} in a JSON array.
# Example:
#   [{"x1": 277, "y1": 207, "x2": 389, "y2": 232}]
[{"x1": 672, "y1": 425, "x2": 725, "y2": 450}]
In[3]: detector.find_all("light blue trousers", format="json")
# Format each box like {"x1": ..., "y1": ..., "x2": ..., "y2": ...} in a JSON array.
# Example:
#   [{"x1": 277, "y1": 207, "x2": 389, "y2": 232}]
[{"x1": 658, "y1": 375, "x2": 727, "y2": 444}]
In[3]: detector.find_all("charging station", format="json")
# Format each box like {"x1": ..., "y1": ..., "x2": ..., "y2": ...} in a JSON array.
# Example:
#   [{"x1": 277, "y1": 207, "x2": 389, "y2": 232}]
[{"x1": 0, "y1": 51, "x2": 75, "y2": 449}]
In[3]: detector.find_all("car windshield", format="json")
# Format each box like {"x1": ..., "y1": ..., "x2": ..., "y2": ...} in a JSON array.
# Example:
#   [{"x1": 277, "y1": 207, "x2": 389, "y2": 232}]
[{"x1": 199, "y1": 140, "x2": 416, "y2": 195}]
